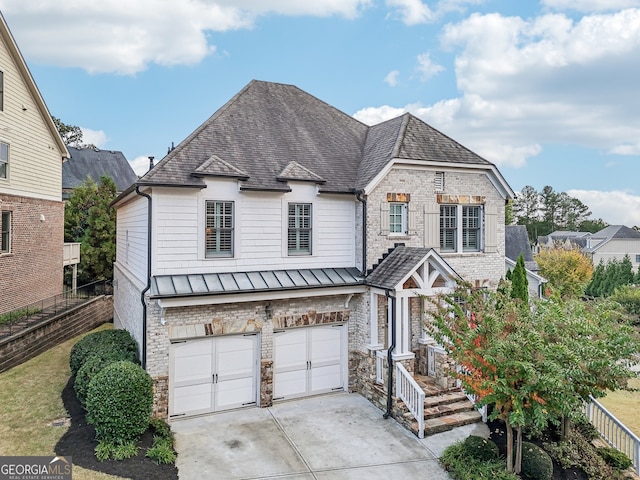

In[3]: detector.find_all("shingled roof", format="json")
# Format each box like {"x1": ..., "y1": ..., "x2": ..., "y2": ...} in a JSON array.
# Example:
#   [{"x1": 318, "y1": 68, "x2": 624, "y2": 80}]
[
  {"x1": 63, "y1": 147, "x2": 137, "y2": 196},
  {"x1": 138, "y1": 80, "x2": 502, "y2": 194}
]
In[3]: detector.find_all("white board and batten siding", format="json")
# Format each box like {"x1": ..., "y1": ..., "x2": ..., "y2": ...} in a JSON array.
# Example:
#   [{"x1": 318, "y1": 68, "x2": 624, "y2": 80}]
[
  {"x1": 115, "y1": 195, "x2": 152, "y2": 284},
  {"x1": 152, "y1": 179, "x2": 356, "y2": 275}
]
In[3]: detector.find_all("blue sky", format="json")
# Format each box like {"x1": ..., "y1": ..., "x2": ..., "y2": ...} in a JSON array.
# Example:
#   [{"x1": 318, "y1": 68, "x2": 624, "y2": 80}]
[{"x1": 2, "y1": 0, "x2": 640, "y2": 225}]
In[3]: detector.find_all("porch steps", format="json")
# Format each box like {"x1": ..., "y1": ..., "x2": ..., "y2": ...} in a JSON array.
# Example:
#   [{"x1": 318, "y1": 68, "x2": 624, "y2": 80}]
[{"x1": 404, "y1": 375, "x2": 483, "y2": 437}]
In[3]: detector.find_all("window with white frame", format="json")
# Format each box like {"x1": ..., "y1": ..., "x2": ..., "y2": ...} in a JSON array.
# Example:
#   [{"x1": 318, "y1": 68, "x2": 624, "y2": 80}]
[
  {"x1": 205, "y1": 200, "x2": 233, "y2": 257},
  {"x1": 288, "y1": 203, "x2": 312, "y2": 254},
  {"x1": 440, "y1": 204, "x2": 483, "y2": 253},
  {"x1": 1, "y1": 211, "x2": 10, "y2": 254},
  {"x1": 389, "y1": 202, "x2": 408, "y2": 235},
  {"x1": 462, "y1": 206, "x2": 482, "y2": 251},
  {"x1": 636, "y1": 254, "x2": 640, "y2": 263},
  {"x1": 440, "y1": 205, "x2": 457, "y2": 251},
  {"x1": 0, "y1": 142, "x2": 8, "y2": 179}
]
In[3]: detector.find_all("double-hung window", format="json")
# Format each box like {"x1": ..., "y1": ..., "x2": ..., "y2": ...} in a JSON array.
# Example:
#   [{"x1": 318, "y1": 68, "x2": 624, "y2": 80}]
[
  {"x1": 1, "y1": 211, "x2": 10, "y2": 254},
  {"x1": 205, "y1": 200, "x2": 233, "y2": 257},
  {"x1": 440, "y1": 205, "x2": 457, "y2": 251},
  {"x1": 462, "y1": 206, "x2": 481, "y2": 251},
  {"x1": 0, "y1": 142, "x2": 8, "y2": 179},
  {"x1": 389, "y1": 203, "x2": 408, "y2": 235},
  {"x1": 440, "y1": 204, "x2": 483, "y2": 253},
  {"x1": 288, "y1": 203, "x2": 312, "y2": 255}
]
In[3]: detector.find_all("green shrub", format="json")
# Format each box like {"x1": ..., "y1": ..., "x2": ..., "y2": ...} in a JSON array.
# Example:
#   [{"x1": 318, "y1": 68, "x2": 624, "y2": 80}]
[
  {"x1": 441, "y1": 441, "x2": 519, "y2": 480},
  {"x1": 95, "y1": 440, "x2": 139, "y2": 461},
  {"x1": 146, "y1": 418, "x2": 176, "y2": 465},
  {"x1": 610, "y1": 285, "x2": 640, "y2": 319},
  {"x1": 146, "y1": 436, "x2": 176, "y2": 465},
  {"x1": 520, "y1": 442, "x2": 553, "y2": 480},
  {"x1": 74, "y1": 351, "x2": 132, "y2": 406},
  {"x1": 572, "y1": 415, "x2": 600, "y2": 441},
  {"x1": 70, "y1": 329, "x2": 139, "y2": 375},
  {"x1": 86, "y1": 361, "x2": 153, "y2": 444},
  {"x1": 597, "y1": 447, "x2": 632, "y2": 470},
  {"x1": 462, "y1": 435, "x2": 499, "y2": 462}
]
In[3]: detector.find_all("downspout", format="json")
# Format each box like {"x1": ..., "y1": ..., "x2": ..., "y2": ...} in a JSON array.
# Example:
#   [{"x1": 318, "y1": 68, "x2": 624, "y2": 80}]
[
  {"x1": 135, "y1": 185, "x2": 152, "y2": 370},
  {"x1": 383, "y1": 289, "x2": 396, "y2": 419},
  {"x1": 356, "y1": 190, "x2": 367, "y2": 276}
]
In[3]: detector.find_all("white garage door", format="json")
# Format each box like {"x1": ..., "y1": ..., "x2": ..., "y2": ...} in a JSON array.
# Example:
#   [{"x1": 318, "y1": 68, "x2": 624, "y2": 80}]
[
  {"x1": 169, "y1": 333, "x2": 259, "y2": 418},
  {"x1": 273, "y1": 324, "x2": 346, "y2": 401}
]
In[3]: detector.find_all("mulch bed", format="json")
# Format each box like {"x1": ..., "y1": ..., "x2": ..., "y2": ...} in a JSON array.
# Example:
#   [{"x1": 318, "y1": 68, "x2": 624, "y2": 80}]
[
  {"x1": 54, "y1": 378, "x2": 179, "y2": 480},
  {"x1": 488, "y1": 417, "x2": 588, "y2": 480}
]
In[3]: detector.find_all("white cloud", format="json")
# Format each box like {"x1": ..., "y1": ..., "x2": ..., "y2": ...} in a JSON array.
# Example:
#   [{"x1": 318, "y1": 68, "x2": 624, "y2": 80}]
[
  {"x1": 129, "y1": 155, "x2": 153, "y2": 177},
  {"x1": 385, "y1": 0, "x2": 483, "y2": 25},
  {"x1": 80, "y1": 128, "x2": 108, "y2": 148},
  {"x1": 384, "y1": 70, "x2": 400, "y2": 87},
  {"x1": 415, "y1": 52, "x2": 444, "y2": 80},
  {"x1": 386, "y1": 0, "x2": 435, "y2": 25},
  {"x1": 353, "y1": 105, "x2": 406, "y2": 125},
  {"x1": 0, "y1": 0, "x2": 371, "y2": 74},
  {"x1": 568, "y1": 189, "x2": 640, "y2": 226},
  {"x1": 542, "y1": 0, "x2": 640, "y2": 13}
]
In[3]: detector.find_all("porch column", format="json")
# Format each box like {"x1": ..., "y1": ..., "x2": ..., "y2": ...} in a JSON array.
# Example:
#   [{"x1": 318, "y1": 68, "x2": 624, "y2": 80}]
[
  {"x1": 392, "y1": 291, "x2": 414, "y2": 360},
  {"x1": 367, "y1": 290, "x2": 383, "y2": 351}
]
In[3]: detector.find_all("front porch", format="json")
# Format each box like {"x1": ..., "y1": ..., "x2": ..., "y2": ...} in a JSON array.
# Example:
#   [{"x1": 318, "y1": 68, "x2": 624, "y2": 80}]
[{"x1": 355, "y1": 246, "x2": 484, "y2": 438}]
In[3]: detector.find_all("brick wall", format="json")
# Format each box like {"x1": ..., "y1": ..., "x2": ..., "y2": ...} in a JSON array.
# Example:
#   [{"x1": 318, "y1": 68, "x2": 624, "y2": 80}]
[
  {"x1": 0, "y1": 296, "x2": 113, "y2": 373},
  {"x1": 0, "y1": 193, "x2": 64, "y2": 314},
  {"x1": 366, "y1": 167, "x2": 506, "y2": 289}
]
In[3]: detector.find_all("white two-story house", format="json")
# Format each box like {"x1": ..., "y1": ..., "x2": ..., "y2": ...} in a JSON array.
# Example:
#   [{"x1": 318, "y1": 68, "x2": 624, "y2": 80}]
[{"x1": 113, "y1": 81, "x2": 513, "y2": 431}]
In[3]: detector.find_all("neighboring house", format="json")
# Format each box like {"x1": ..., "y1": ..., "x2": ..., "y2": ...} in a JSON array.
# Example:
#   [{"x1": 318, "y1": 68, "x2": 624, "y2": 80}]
[
  {"x1": 112, "y1": 81, "x2": 513, "y2": 428},
  {"x1": 0, "y1": 13, "x2": 69, "y2": 315},
  {"x1": 538, "y1": 225, "x2": 640, "y2": 271},
  {"x1": 505, "y1": 225, "x2": 546, "y2": 298},
  {"x1": 62, "y1": 146, "x2": 138, "y2": 200}
]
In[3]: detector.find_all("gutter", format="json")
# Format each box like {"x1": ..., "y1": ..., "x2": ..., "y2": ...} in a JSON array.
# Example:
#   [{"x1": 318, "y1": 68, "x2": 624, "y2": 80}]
[
  {"x1": 135, "y1": 185, "x2": 152, "y2": 370},
  {"x1": 383, "y1": 289, "x2": 396, "y2": 419},
  {"x1": 356, "y1": 190, "x2": 367, "y2": 276}
]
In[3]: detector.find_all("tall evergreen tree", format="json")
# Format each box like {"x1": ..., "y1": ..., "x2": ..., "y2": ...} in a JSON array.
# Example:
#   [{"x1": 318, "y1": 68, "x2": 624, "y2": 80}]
[
  {"x1": 511, "y1": 254, "x2": 529, "y2": 303},
  {"x1": 64, "y1": 175, "x2": 117, "y2": 283},
  {"x1": 619, "y1": 254, "x2": 635, "y2": 286}
]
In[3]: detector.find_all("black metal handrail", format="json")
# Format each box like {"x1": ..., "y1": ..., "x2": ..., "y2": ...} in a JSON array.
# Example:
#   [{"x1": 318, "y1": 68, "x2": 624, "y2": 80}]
[{"x1": 0, "y1": 280, "x2": 112, "y2": 339}]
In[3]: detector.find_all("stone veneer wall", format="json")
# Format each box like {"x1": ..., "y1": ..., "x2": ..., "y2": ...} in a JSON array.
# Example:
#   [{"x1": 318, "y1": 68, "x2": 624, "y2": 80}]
[{"x1": 147, "y1": 293, "x2": 360, "y2": 419}]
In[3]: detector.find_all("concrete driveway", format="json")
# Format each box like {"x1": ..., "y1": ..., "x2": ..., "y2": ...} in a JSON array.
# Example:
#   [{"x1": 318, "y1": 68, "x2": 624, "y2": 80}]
[{"x1": 172, "y1": 393, "x2": 480, "y2": 479}]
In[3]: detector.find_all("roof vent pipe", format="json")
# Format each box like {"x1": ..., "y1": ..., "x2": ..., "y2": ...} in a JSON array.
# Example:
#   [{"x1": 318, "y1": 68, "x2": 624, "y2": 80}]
[{"x1": 148, "y1": 156, "x2": 154, "y2": 171}]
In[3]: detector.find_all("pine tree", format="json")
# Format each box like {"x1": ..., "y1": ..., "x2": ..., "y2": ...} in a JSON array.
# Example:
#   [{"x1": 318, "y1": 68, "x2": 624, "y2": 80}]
[
  {"x1": 586, "y1": 260, "x2": 605, "y2": 297},
  {"x1": 619, "y1": 255, "x2": 634, "y2": 287}
]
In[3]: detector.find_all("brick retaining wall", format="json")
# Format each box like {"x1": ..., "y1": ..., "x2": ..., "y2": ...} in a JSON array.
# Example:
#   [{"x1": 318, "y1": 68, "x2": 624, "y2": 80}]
[{"x1": 0, "y1": 296, "x2": 113, "y2": 373}]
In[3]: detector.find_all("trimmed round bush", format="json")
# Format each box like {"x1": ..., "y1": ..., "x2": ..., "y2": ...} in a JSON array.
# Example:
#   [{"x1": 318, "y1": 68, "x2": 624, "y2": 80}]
[
  {"x1": 597, "y1": 446, "x2": 632, "y2": 470},
  {"x1": 520, "y1": 442, "x2": 553, "y2": 480},
  {"x1": 74, "y1": 352, "x2": 128, "y2": 406},
  {"x1": 462, "y1": 435, "x2": 500, "y2": 462},
  {"x1": 70, "y1": 329, "x2": 139, "y2": 376},
  {"x1": 86, "y1": 361, "x2": 153, "y2": 443}
]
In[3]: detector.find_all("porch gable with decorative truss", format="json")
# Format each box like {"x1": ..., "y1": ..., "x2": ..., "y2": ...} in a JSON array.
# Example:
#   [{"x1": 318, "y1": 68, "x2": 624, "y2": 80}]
[{"x1": 365, "y1": 246, "x2": 460, "y2": 358}]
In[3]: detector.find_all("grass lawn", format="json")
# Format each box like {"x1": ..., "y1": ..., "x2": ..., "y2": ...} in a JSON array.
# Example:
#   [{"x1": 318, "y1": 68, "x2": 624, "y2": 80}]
[
  {"x1": 599, "y1": 376, "x2": 640, "y2": 438},
  {"x1": 0, "y1": 323, "x2": 127, "y2": 480}
]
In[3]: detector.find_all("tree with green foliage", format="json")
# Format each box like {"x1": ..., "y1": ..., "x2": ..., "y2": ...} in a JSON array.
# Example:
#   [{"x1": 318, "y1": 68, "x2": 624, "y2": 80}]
[
  {"x1": 426, "y1": 287, "x2": 639, "y2": 476},
  {"x1": 64, "y1": 175, "x2": 117, "y2": 283},
  {"x1": 510, "y1": 254, "x2": 529, "y2": 303},
  {"x1": 505, "y1": 200, "x2": 514, "y2": 226},
  {"x1": 52, "y1": 116, "x2": 96, "y2": 148},
  {"x1": 587, "y1": 257, "x2": 636, "y2": 297},
  {"x1": 585, "y1": 260, "x2": 605, "y2": 297},
  {"x1": 535, "y1": 247, "x2": 593, "y2": 298}
]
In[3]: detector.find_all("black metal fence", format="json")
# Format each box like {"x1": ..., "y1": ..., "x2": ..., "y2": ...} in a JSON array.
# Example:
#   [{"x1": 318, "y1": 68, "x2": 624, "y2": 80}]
[{"x1": 0, "y1": 280, "x2": 112, "y2": 339}]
